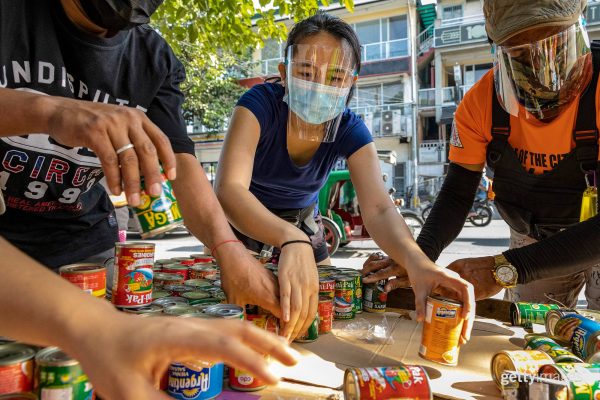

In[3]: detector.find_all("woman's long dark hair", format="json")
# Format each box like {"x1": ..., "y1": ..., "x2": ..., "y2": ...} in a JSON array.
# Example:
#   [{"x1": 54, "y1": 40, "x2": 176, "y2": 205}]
[{"x1": 282, "y1": 11, "x2": 362, "y2": 103}]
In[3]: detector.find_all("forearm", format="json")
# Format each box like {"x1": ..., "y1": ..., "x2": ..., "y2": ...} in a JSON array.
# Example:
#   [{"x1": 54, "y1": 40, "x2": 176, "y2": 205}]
[
  {"x1": 505, "y1": 214, "x2": 600, "y2": 284},
  {"x1": 0, "y1": 237, "x2": 119, "y2": 353},
  {"x1": 215, "y1": 183, "x2": 307, "y2": 248},
  {"x1": 0, "y1": 88, "x2": 53, "y2": 135},
  {"x1": 416, "y1": 163, "x2": 481, "y2": 261}
]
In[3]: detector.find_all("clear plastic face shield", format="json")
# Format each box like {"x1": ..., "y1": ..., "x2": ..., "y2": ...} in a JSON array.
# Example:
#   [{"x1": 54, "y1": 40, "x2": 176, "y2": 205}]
[
  {"x1": 493, "y1": 18, "x2": 591, "y2": 121},
  {"x1": 283, "y1": 44, "x2": 357, "y2": 142}
]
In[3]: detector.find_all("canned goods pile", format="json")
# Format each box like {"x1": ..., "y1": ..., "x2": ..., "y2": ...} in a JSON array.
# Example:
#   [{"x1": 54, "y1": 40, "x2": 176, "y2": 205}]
[
  {"x1": 492, "y1": 303, "x2": 600, "y2": 398},
  {"x1": 0, "y1": 343, "x2": 94, "y2": 399},
  {"x1": 343, "y1": 365, "x2": 432, "y2": 400}
]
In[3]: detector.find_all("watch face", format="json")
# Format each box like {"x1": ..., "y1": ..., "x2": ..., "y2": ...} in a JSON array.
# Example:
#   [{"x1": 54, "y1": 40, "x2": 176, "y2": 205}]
[{"x1": 497, "y1": 265, "x2": 515, "y2": 284}]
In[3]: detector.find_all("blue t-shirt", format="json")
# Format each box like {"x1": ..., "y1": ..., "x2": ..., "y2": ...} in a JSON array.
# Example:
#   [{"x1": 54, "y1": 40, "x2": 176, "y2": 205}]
[{"x1": 236, "y1": 82, "x2": 373, "y2": 210}]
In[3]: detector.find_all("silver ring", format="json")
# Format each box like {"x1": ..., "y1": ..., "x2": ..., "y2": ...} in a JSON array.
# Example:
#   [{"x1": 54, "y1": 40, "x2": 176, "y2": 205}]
[{"x1": 115, "y1": 143, "x2": 135, "y2": 155}]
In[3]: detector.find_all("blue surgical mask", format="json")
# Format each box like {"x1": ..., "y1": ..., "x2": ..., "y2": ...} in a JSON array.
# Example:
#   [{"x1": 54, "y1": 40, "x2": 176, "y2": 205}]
[{"x1": 284, "y1": 76, "x2": 351, "y2": 125}]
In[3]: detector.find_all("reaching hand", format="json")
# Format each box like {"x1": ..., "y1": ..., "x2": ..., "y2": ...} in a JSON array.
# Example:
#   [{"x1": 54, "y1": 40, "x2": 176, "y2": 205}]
[{"x1": 446, "y1": 256, "x2": 503, "y2": 300}]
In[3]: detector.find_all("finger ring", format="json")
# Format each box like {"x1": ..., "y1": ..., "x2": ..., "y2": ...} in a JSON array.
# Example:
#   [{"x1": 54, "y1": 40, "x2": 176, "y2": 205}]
[{"x1": 115, "y1": 143, "x2": 135, "y2": 155}]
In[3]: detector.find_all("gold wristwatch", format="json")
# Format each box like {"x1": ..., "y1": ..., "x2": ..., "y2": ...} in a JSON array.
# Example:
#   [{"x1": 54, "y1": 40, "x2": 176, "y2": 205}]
[{"x1": 492, "y1": 254, "x2": 518, "y2": 288}]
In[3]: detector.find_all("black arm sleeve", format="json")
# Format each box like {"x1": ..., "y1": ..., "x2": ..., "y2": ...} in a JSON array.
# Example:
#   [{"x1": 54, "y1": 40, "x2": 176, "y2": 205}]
[
  {"x1": 416, "y1": 163, "x2": 482, "y2": 261},
  {"x1": 504, "y1": 214, "x2": 600, "y2": 284}
]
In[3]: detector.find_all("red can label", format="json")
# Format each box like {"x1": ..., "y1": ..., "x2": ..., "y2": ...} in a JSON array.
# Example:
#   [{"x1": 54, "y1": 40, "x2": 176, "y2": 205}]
[
  {"x1": 112, "y1": 244, "x2": 154, "y2": 308},
  {"x1": 161, "y1": 265, "x2": 189, "y2": 281},
  {"x1": 318, "y1": 298, "x2": 334, "y2": 334},
  {"x1": 189, "y1": 266, "x2": 218, "y2": 280},
  {"x1": 228, "y1": 367, "x2": 266, "y2": 391},
  {"x1": 345, "y1": 366, "x2": 431, "y2": 400},
  {"x1": 59, "y1": 265, "x2": 106, "y2": 298},
  {"x1": 0, "y1": 360, "x2": 33, "y2": 394},
  {"x1": 319, "y1": 278, "x2": 335, "y2": 299}
]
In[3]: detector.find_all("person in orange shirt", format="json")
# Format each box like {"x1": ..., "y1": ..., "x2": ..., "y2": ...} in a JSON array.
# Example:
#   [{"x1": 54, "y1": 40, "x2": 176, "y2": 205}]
[{"x1": 363, "y1": 0, "x2": 600, "y2": 309}]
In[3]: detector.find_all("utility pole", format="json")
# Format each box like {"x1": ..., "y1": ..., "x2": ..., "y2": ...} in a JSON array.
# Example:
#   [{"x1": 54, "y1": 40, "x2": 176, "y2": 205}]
[{"x1": 408, "y1": 0, "x2": 420, "y2": 209}]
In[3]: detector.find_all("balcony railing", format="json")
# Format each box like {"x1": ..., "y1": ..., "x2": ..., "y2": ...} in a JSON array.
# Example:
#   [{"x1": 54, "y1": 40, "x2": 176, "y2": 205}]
[
  {"x1": 417, "y1": 25, "x2": 434, "y2": 56},
  {"x1": 362, "y1": 38, "x2": 409, "y2": 62},
  {"x1": 418, "y1": 85, "x2": 475, "y2": 108},
  {"x1": 261, "y1": 57, "x2": 282, "y2": 76},
  {"x1": 440, "y1": 14, "x2": 484, "y2": 27}
]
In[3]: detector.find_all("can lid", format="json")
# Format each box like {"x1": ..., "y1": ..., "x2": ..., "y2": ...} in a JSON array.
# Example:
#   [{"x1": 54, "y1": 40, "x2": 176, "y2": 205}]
[
  {"x1": 154, "y1": 273, "x2": 182, "y2": 281},
  {"x1": 205, "y1": 304, "x2": 244, "y2": 318},
  {"x1": 121, "y1": 304, "x2": 164, "y2": 314},
  {"x1": 181, "y1": 291, "x2": 211, "y2": 300},
  {"x1": 162, "y1": 264, "x2": 190, "y2": 271},
  {"x1": 35, "y1": 347, "x2": 78, "y2": 367},
  {"x1": 333, "y1": 275, "x2": 354, "y2": 282},
  {"x1": 116, "y1": 242, "x2": 155, "y2": 248},
  {"x1": 59, "y1": 263, "x2": 105, "y2": 274},
  {"x1": 164, "y1": 305, "x2": 197, "y2": 315},
  {"x1": 0, "y1": 343, "x2": 36, "y2": 366},
  {"x1": 153, "y1": 297, "x2": 189, "y2": 307},
  {"x1": 184, "y1": 279, "x2": 213, "y2": 288},
  {"x1": 428, "y1": 295, "x2": 463, "y2": 307},
  {"x1": 343, "y1": 369, "x2": 359, "y2": 400}
]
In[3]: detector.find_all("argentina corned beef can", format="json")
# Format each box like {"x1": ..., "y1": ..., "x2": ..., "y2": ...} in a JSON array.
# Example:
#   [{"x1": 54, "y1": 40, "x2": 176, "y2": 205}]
[
  {"x1": 343, "y1": 366, "x2": 432, "y2": 400},
  {"x1": 59, "y1": 263, "x2": 106, "y2": 298},
  {"x1": 0, "y1": 343, "x2": 36, "y2": 395},
  {"x1": 112, "y1": 242, "x2": 154, "y2": 308}
]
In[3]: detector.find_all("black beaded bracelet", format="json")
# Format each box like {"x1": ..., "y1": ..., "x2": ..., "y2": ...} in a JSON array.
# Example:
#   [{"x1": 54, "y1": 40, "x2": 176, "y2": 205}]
[{"x1": 280, "y1": 239, "x2": 312, "y2": 249}]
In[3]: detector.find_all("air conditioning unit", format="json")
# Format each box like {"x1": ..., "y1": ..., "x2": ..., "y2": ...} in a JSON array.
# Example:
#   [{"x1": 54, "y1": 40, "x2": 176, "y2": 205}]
[
  {"x1": 359, "y1": 112, "x2": 374, "y2": 134},
  {"x1": 381, "y1": 110, "x2": 402, "y2": 135}
]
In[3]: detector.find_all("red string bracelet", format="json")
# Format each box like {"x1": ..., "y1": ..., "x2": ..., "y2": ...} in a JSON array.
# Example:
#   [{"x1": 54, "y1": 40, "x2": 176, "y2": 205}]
[{"x1": 211, "y1": 239, "x2": 242, "y2": 257}]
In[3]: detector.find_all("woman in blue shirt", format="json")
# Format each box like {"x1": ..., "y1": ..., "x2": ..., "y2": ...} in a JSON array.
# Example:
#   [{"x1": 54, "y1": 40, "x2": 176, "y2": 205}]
[{"x1": 216, "y1": 12, "x2": 475, "y2": 342}]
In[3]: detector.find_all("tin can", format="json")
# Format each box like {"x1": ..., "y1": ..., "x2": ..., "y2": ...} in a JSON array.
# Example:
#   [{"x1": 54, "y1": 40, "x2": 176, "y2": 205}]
[
  {"x1": 189, "y1": 266, "x2": 219, "y2": 280},
  {"x1": 318, "y1": 297, "x2": 334, "y2": 334},
  {"x1": 191, "y1": 300, "x2": 223, "y2": 312},
  {"x1": 178, "y1": 259, "x2": 196, "y2": 266},
  {"x1": 191, "y1": 255, "x2": 214, "y2": 263},
  {"x1": 35, "y1": 347, "x2": 94, "y2": 399},
  {"x1": 153, "y1": 272, "x2": 184, "y2": 288},
  {"x1": 184, "y1": 279, "x2": 213, "y2": 290},
  {"x1": 545, "y1": 310, "x2": 580, "y2": 340},
  {"x1": 362, "y1": 279, "x2": 388, "y2": 313},
  {"x1": 319, "y1": 277, "x2": 335, "y2": 300},
  {"x1": 538, "y1": 363, "x2": 600, "y2": 400},
  {"x1": 152, "y1": 290, "x2": 171, "y2": 300},
  {"x1": 153, "y1": 296, "x2": 189, "y2": 308},
  {"x1": 343, "y1": 271, "x2": 363, "y2": 314},
  {"x1": 181, "y1": 291, "x2": 211, "y2": 302},
  {"x1": 167, "y1": 361, "x2": 223, "y2": 400},
  {"x1": 491, "y1": 350, "x2": 554, "y2": 389},
  {"x1": 112, "y1": 242, "x2": 154, "y2": 308},
  {"x1": 419, "y1": 296, "x2": 464, "y2": 366},
  {"x1": 204, "y1": 304, "x2": 244, "y2": 320},
  {"x1": 164, "y1": 305, "x2": 198, "y2": 316},
  {"x1": 120, "y1": 304, "x2": 164, "y2": 315},
  {"x1": 511, "y1": 302, "x2": 561, "y2": 327},
  {"x1": 163, "y1": 284, "x2": 195, "y2": 297},
  {"x1": 549, "y1": 314, "x2": 600, "y2": 360},
  {"x1": 295, "y1": 313, "x2": 319, "y2": 343},
  {"x1": 343, "y1": 365, "x2": 432, "y2": 400},
  {"x1": 58, "y1": 264, "x2": 106, "y2": 298},
  {"x1": 131, "y1": 173, "x2": 184, "y2": 239},
  {"x1": 524, "y1": 335, "x2": 583, "y2": 363},
  {"x1": 209, "y1": 290, "x2": 227, "y2": 301},
  {"x1": 500, "y1": 371, "x2": 567, "y2": 400},
  {"x1": 334, "y1": 276, "x2": 355, "y2": 320},
  {"x1": 161, "y1": 264, "x2": 189, "y2": 281},
  {"x1": 0, "y1": 344, "x2": 36, "y2": 395}
]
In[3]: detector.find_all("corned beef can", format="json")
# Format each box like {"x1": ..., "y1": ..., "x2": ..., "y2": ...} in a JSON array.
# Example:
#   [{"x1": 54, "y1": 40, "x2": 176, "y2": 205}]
[
  {"x1": 167, "y1": 361, "x2": 223, "y2": 400},
  {"x1": 161, "y1": 264, "x2": 189, "y2": 281},
  {"x1": 111, "y1": 242, "x2": 154, "y2": 308},
  {"x1": 419, "y1": 296, "x2": 464, "y2": 366},
  {"x1": 491, "y1": 350, "x2": 554, "y2": 389},
  {"x1": 550, "y1": 314, "x2": 600, "y2": 360},
  {"x1": 0, "y1": 344, "x2": 36, "y2": 395},
  {"x1": 511, "y1": 302, "x2": 561, "y2": 327},
  {"x1": 318, "y1": 296, "x2": 334, "y2": 334},
  {"x1": 343, "y1": 366, "x2": 432, "y2": 400},
  {"x1": 58, "y1": 264, "x2": 106, "y2": 298}
]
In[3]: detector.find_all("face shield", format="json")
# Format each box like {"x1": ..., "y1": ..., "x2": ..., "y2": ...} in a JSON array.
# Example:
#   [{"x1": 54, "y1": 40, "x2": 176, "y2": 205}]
[
  {"x1": 283, "y1": 44, "x2": 357, "y2": 143},
  {"x1": 493, "y1": 18, "x2": 591, "y2": 121}
]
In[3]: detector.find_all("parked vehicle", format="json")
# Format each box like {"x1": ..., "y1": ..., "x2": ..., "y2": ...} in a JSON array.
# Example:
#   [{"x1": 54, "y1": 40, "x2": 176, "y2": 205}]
[{"x1": 421, "y1": 198, "x2": 494, "y2": 227}]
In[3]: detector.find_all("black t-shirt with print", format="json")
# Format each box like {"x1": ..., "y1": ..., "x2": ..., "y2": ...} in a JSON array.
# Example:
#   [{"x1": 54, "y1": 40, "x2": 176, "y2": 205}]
[{"x1": 0, "y1": 0, "x2": 195, "y2": 269}]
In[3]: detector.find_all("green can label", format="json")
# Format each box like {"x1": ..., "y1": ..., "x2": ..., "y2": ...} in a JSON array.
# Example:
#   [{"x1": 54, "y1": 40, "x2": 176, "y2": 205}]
[
  {"x1": 334, "y1": 278, "x2": 355, "y2": 320},
  {"x1": 542, "y1": 363, "x2": 600, "y2": 400},
  {"x1": 295, "y1": 314, "x2": 319, "y2": 343},
  {"x1": 133, "y1": 176, "x2": 183, "y2": 238},
  {"x1": 348, "y1": 274, "x2": 363, "y2": 314},
  {"x1": 37, "y1": 364, "x2": 94, "y2": 399},
  {"x1": 525, "y1": 335, "x2": 582, "y2": 363},
  {"x1": 511, "y1": 302, "x2": 560, "y2": 326}
]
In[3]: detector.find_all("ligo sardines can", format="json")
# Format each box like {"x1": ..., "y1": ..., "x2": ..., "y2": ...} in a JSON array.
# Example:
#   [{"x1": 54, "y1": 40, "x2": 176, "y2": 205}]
[
  {"x1": 362, "y1": 278, "x2": 387, "y2": 313},
  {"x1": 491, "y1": 350, "x2": 554, "y2": 389},
  {"x1": 204, "y1": 304, "x2": 244, "y2": 320},
  {"x1": 0, "y1": 343, "x2": 36, "y2": 395},
  {"x1": 538, "y1": 363, "x2": 600, "y2": 400},
  {"x1": 419, "y1": 296, "x2": 464, "y2": 366},
  {"x1": 319, "y1": 277, "x2": 335, "y2": 300},
  {"x1": 35, "y1": 347, "x2": 94, "y2": 399},
  {"x1": 511, "y1": 302, "x2": 561, "y2": 327},
  {"x1": 343, "y1": 366, "x2": 432, "y2": 400},
  {"x1": 131, "y1": 173, "x2": 183, "y2": 239},
  {"x1": 318, "y1": 296, "x2": 334, "y2": 334},
  {"x1": 549, "y1": 314, "x2": 600, "y2": 360},
  {"x1": 112, "y1": 242, "x2": 154, "y2": 308},
  {"x1": 167, "y1": 361, "x2": 223, "y2": 400},
  {"x1": 334, "y1": 276, "x2": 355, "y2": 320},
  {"x1": 58, "y1": 264, "x2": 106, "y2": 298},
  {"x1": 524, "y1": 335, "x2": 583, "y2": 363},
  {"x1": 295, "y1": 313, "x2": 319, "y2": 343}
]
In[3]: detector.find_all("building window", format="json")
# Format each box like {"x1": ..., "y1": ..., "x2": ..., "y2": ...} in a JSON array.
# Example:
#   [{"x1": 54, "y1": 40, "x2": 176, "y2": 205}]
[
  {"x1": 353, "y1": 17, "x2": 409, "y2": 62},
  {"x1": 261, "y1": 39, "x2": 283, "y2": 75},
  {"x1": 442, "y1": 5, "x2": 463, "y2": 22},
  {"x1": 393, "y1": 163, "x2": 406, "y2": 196},
  {"x1": 350, "y1": 81, "x2": 405, "y2": 137},
  {"x1": 201, "y1": 162, "x2": 218, "y2": 187}
]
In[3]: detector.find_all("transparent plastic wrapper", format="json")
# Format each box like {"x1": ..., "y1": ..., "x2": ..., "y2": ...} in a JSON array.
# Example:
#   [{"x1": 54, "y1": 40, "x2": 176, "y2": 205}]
[{"x1": 334, "y1": 314, "x2": 395, "y2": 344}]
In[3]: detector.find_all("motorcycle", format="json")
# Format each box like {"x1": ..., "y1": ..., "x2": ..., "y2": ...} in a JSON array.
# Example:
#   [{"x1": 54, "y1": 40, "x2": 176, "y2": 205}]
[{"x1": 421, "y1": 198, "x2": 494, "y2": 227}]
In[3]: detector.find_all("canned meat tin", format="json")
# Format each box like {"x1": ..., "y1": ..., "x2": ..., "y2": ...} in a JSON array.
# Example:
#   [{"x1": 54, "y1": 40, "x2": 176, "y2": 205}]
[
  {"x1": 524, "y1": 335, "x2": 583, "y2": 363},
  {"x1": 491, "y1": 350, "x2": 554, "y2": 389},
  {"x1": 545, "y1": 310, "x2": 580, "y2": 340},
  {"x1": 0, "y1": 343, "x2": 36, "y2": 395},
  {"x1": 334, "y1": 276, "x2": 355, "y2": 320},
  {"x1": 362, "y1": 279, "x2": 388, "y2": 313},
  {"x1": 538, "y1": 363, "x2": 600, "y2": 400},
  {"x1": 549, "y1": 314, "x2": 600, "y2": 360},
  {"x1": 167, "y1": 361, "x2": 223, "y2": 400},
  {"x1": 343, "y1": 271, "x2": 363, "y2": 314},
  {"x1": 58, "y1": 264, "x2": 106, "y2": 298},
  {"x1": 343, "y1": 366, "x2": 432, "y2": 400},
  {"x1": 511, "y1": 302, "x2": 561, "y2": 327},
  {"x1": 294, "y1": 313, "x2": 319, "y2": 343},
  {"x1": 419, "y1": 296, "x2": 464, "y2": 366},
  {"x1": 319, "y1": 277, "x2": 335, "y2": 300},
  {"x1": 204, "y1": 304, "x2": 244, "y2": 320},
  {"x1": 318, "y1": 297, "x2": 334, "y2": 334},
  {"x1": 112, "y1": 242, "x2": 154, "y2": 308},
  {"x1": 35, "y1": 347, "x2": 95, "y2": 399}
]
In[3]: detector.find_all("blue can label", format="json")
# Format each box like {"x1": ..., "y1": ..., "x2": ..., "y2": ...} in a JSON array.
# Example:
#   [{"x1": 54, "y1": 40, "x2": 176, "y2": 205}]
[
  {"x1": 167, "y1": 362, "x2": 223, "y2": 400},
  {"x1": 555, "y1": 314, "x2": 600, "y2": 359}
]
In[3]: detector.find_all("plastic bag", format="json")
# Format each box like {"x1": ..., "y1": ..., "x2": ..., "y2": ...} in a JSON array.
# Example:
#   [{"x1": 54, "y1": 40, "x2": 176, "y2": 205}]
[{"x1": 334, "y1": 314, "x2": 394, "y2": 344}]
